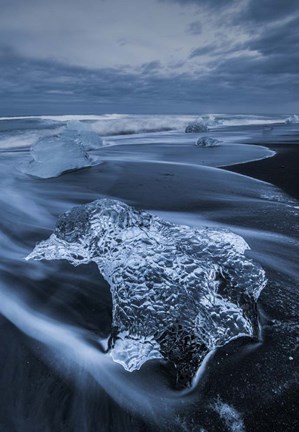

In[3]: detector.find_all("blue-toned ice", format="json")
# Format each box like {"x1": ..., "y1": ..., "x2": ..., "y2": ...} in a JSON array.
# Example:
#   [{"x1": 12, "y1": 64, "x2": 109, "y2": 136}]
[
  {"x1": 195, "y1": 137, "x2": 221, "y2": 147},
  {"x1": 19, "y1": 121, "x2": 102, "y2": 178},
  {"x1": 26, "y1": 199, "x2": 266, "y2": 386},
  {"x1": 185, "y1": 122, "x2": 208, "y2": 133},
  {"x1": 185, "y1": 115, "x2": 222, "y2": 133}
]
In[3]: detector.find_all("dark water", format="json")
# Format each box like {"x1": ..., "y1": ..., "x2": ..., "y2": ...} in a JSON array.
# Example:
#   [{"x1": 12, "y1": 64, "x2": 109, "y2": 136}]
[{"x1": 0, "y1": 116, "x2": 298, "y2": 431}]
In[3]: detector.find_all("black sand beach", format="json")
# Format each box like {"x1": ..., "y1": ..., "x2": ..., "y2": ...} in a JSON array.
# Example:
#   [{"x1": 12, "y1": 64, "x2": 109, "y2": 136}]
[
  {"x1": 226, "y1": 143, "x2": 299, "y2": 201},
  {"x1": 0, "y1": 118, "x2": 298, "y2": 432}
]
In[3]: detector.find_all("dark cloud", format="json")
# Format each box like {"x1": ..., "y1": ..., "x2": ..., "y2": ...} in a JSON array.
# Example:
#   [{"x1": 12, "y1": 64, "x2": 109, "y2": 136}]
[
  {"x1": 189, "y1": 43, "x2": 240, "y2": 58},
  {"x1": 161, "y1": 0, "x2": 236, "y2": 9},
  {"x1": 189, "y1": 45, "x2": 212, "y2": 57},
  {"x1": 0, "y1": 0, "x2": 298, "y2": 114},
  {"x1": 248, "y1": 15, "x2": 299, "y2": 56},
  {"x1": 186, "y1": 21, "x2": 202, "y2": 35},
  {"x1": 241, "y1": 0, "x2": 299, "y2": 23},
  {"x1": 1, "y1": 48, "x2": 298, "y2": 116},
  {"x1": 140, "y1": 61, "x2": 162, "y2": 74},
  {"x1": 223, "y1": 14, "x2": 299, "y2": 79},
  {"x1": 167, "y1": 0, "x2": 298, "y2": 22}
]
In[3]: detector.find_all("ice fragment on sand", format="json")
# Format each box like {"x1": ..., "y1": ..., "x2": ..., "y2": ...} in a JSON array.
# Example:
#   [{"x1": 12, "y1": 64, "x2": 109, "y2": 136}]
[
  {"x1": 195, "y1": 137, "x2": 220, "y2": 147},
  {"x1": 27, "y1": 199, "x2": 266, "y2": 386},
  {"x1": 185, "y1": 122, "x2": 208, "y2": 133},
  {"x1": 20, "y1": 121, "x2": 101, "y2": 178},
  {"x1": 185, "y1": 115, "x2": 222, "y2": 133}
]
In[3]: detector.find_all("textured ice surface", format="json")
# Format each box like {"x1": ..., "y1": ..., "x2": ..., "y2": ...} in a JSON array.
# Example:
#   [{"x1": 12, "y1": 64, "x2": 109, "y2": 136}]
[
  {"x1": 185, "y1": 123, "x2": 208, "y2": 133},
  {"x1": 20, "y1": 121, "x2": 102, "y2": 178},
  {"x1": 185, "y1": 115, "x2": 222, "y2": 133},
  {"x1": 195, "y1": 137, "x2": 220, "y2": 147},
  {"x1": 285, "y1": 114, "x2": 299, "y2": 124},
  {"x1": 27, "y1": 199, "x2": 266, "y2": 386}
]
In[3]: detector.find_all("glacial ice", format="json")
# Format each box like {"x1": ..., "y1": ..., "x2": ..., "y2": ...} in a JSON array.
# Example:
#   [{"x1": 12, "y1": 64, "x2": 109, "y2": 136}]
[
  {"x1": 285, "y1": 114, "x2": 299, "y2": 124},
  {"x1": 26, "y1": 199, "x2": 266, "y2": 386},
  {"x1": 185, "y1": 115, "x2": 222, "y2": 133},
  {"x1": 20, "y1": 121, "x2": 102, "y2": 178},
  {"x1": 195, "y1": 137, "x2": 220, "y2": 147},
  {"x1": 185, "y1": 122, "x2": 208, "y2": 133}
]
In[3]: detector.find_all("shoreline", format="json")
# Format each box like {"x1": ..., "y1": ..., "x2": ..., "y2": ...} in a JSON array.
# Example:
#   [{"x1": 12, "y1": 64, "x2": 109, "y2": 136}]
[{"x1": 224, "y1": 143, "x2": 299, "y2": 201}]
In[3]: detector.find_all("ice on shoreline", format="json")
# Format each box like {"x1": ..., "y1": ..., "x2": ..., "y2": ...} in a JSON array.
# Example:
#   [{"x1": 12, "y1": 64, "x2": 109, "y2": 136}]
[
  {"x1": 27, "y1": 199, "x2": 266, "y2": 386},
  {"x1": 19, "y1": 121, "x2": 102, "y2": 178},
  {"x1": 185, "y1": 115, "x2": 222, "y2": 133},
  {"x1": 195, "y1": 137, "x2": 221, "y2": 147},
  {"x1": 185, "y1": 122, "x2": 209, "y2": 133}
]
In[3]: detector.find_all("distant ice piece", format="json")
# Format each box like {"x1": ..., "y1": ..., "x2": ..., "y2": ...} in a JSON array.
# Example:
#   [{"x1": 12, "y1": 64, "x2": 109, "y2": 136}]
[
  {"x1": 20, "y1": 121, "x2": 102, "y2": 178},
  {"x1": 185, "y1": 122, "x2": 208, "y2": 133},
  {"x1": 185, "y1": 115, "x2": 222, "y2": 133},
  {"x1": 27, "y1": 199, "x2": 266, "y2": 386},
  {"x1": 195, "y1": 137, "x2": 220, "y2": 147},
  {"x1": 285, "y1": 114, "x2": 299, "y2": 124}
]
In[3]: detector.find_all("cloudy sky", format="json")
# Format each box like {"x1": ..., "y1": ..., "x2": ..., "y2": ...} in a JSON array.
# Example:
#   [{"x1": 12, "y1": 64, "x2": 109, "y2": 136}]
[{"x1": 1, "y1": 0, "x2": 298, "y2": 115}]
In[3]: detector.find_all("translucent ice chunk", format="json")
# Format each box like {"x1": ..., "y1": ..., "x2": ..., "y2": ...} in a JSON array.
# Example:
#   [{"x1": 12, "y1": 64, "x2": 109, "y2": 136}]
[
  {"x1": 26, "y1": 199, "x2": 267, "y2": 386},
  {"x1": 195, "y1": 137, "x2": 220, "y2": 147},
  {"x1": 185, "y1": 122, "x2": 208, "y2": 133},
  {"x1": 20, "y1": 136, "x2": 93, "y2": 178},
  {"x1": 185, "y1": 115, "x2": 222, "y2": 133},
  {"x1": 20, "y1": 121, "x2": 102, "y2": 178},
  {"x1": 110, "y1": 331, "x2": 163, "y2": 371}
]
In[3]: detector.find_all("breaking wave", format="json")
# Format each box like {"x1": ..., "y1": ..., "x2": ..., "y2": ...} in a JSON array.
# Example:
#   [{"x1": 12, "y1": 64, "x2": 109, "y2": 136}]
[
  {"x1": 285, "y1": 114, "x2": 299, "y2": 124},
  {"x1": 0, "y1": 113, "x2": 293, "y2": 142}
]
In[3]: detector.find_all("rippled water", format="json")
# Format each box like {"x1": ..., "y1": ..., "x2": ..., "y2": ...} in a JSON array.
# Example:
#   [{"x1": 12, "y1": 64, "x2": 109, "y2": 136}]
[{"x1": 0, "y1": 116, "x2": 298, "y2": 431}]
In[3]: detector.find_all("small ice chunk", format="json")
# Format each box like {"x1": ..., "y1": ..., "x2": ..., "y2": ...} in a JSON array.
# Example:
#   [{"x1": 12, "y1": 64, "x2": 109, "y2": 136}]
[
  {"x1": 185, "y1": 122, "x2": 208, "y2": 133},
  {"x1": 185, "y1": 115, "x2": 222, "y2": 133},
  {"x1": 195, "y1": 137, "x2": 220, "y2": 147}
]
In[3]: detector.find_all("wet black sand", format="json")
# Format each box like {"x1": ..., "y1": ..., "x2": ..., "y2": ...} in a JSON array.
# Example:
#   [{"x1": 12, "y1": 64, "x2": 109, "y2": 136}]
[
  {"x1": 225, "y1": 143, "x2": 299, "y2": 201},
  {"x1": 223, "y1": 142, "x2": 299, "y2": 432},
  {"x1": 0, "y1": 130, "x2": 298, "y2": 432}
]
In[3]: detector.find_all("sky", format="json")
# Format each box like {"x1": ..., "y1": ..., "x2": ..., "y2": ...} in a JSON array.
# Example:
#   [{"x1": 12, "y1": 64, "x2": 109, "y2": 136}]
[{"x1": 0, "y1": 0, "x2": 298, "y2": 115}]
